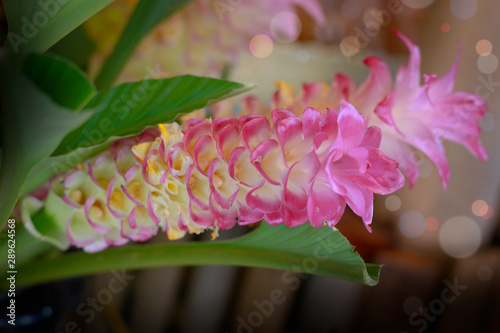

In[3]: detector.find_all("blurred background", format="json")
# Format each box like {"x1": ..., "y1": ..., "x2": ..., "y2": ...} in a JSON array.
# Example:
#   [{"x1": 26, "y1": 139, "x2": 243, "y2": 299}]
[{"x1": 1, "y1": 0, "x2": 499, "y2": 332}]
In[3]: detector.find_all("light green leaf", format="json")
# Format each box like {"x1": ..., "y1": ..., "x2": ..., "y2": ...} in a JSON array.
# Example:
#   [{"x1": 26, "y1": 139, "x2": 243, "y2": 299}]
[
  {"x1": 0, "y1": 62, "x2": 93, "y2": 229},
  {"x1": 8, "y1": 223, "x2": 380, "y2": 288},
  {"x1": 95, "y1": 0, "x2": 191, "y2": 89},
  {"x1": 3, "y1": 0, "x2": 113, "y2": 53},
  {"x1": 20, "y1": 191, "x2": 73, "y2": 250},
  {"x1": 52, "y1": 76, "x2": 254, "y2": 156}
]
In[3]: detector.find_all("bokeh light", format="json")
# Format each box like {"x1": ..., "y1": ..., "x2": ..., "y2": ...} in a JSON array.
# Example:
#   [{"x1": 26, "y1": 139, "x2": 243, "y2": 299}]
[
  {"x1": 296, "y1": 49, "x2": 311, "y2": 63},
  {"x1": 270, "y1": 11, "x2": 301, "y2": 43},
  {"x1": 425, "y1": 217, "x2": 439, "y2": 232},
  {"x1": 439, "y1": 216, "x2": 482, "y2": 258},
  {"x1": 477, "y1": 265, "x2": 493, "y2": 282},
  {"x1": 477, "y1": 54, "x2": 498, "y2": 74},
  {"x1": 472, "y1": 200, "x2": 494, "y2": 220},
  {"x1": 450, "y1": 0, "x2": 477, "y2": 20},
  {"x1": 481, "y1": 206, "x2": 494, "y2": 220},
  {"x1": 402, "y1": 0, "x2": 435, "y2": 9},
  {"x1": 398, "y1": 211, "x2": 426, "y2": 238},
  {"x1": 249, "y1": 34, "x2": 274, "y2": 58},
  {"x1": 441, "y1": 23, "x2": 450, "y2": 33},
  {"x1": 472, "y1": 199, "x2": 488, "y2": 216},
  {"x1": 385, "y1": 195, "x2": 401, "y2": 212},
  {"x1": 476, "y1": 39, "x2": 493, "y2": 56}
]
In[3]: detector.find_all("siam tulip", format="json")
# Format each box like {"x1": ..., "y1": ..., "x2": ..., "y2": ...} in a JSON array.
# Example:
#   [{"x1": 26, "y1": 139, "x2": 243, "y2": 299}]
[
  {"x1": 22, "y1": 102, "x2": 404, "y2": 252},
  {"x1": 85, "y1": 0, "x2": 325, "y2": 82},
  {"x1": 252, "y1": 32, "x2": 488, "y2": 188}
]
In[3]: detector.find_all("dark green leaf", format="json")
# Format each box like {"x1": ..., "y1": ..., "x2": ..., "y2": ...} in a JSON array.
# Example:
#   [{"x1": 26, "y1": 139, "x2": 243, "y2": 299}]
[
  {"x1": 0, "y1": 63, "x2": 92, "y2": 228},
  {"x1": 3, "y1": 0, "x2": 113, "y2": 53},
  {"x1": 22, "y1": 52, "x2": 96, "y2": 110},
  {"x1": 53, "y1": 75, "x2": 254, "y2": 156},
  {"x1": 48, "y1": 25, "x2": 96, "y2": 70},
  {"x1": 7, "y1": 223, "x2": 380, "y2": 288}
]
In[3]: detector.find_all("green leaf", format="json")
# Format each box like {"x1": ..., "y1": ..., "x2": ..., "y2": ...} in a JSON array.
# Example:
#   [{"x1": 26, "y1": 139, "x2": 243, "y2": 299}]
[
  {"x1": 53, "y1": 76, "x2": 254, "y2": 156},
  {"x1": 48, "y1": 25, "x2": 96, "y2": 69},
  {"x1": 3, "y1": 0, "x2": 113, "y2": 53},
  {"x1": 21, "y1": 76, "x2": 252, "y2": 195},
  {"x1": 0, "y1": 62, "x2": 93, "y2": 229},
  {"x1": 7, "y1": 223, "x2": 380, "y2": 288},
  {"x1": 95, "y1": 0, "x2": 191, "y2": 89},
  {"x1": 22, "y1": 52, "x2": 96, "y2": 110},
  {"x1": 20, "y1": 142, "x2": 111, "y2": 198},
  {"x1": 20, "y1": 191, "x2": 73, "y2": 250}
]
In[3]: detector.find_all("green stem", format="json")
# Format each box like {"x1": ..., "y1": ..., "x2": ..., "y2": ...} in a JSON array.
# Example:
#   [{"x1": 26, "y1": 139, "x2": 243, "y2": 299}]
[{"x1": 95, "y1": 0, "x2": 191, "y2": 90}]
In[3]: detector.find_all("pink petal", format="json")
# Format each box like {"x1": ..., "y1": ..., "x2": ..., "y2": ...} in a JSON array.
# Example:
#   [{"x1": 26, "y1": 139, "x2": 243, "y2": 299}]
[
  {"x1": 352, "y1": 56, "x2": 392, "y2": 115},
  {"x1": 106, "y1": 177, "x2": 126, "y2": 219},
  {"x1": 216, "y1": 123, "x2": 241, "y2": 162},
  {"x1": 193, "y1": 135, "x2": 216, "y2": 175},
  {"x1": 240, "y1": 115, "x2": 273, "y2": 152},
  {"x1": 336, "y1": 101, "x2": 365, "y2": 151},
  {"x1": 307, "y1": 179, "x2": 346, "y2": 228},
  {"x1": 302, "y1": 107, "x2": 326, "y2": 139},
  {"x1": 185, "y1": 164, "x2": 210, "y2": 210},
  {"x1": 184, "y1": 120, "x2": 211, "y2": 154},
  {"x1": 250, "y1": 139, "x2": 286, "y2": 185},
  {"x1": 245, "y1": 180, "x2": 282, "y2": 213},
  {"x1": 394, "y1": 30, "x2": 421, "y2": 93},
  {"x1": 147, "y1": 192, "x2": 161, "y2": 225}
]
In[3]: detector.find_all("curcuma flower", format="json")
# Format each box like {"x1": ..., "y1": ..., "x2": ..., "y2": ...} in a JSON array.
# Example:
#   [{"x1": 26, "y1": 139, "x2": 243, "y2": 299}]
[
  {"x1": 258, "y1": 32, "x2": 488, "y2": 188},
  {"x1": 85, "y1": 0, "x2": 325, "y2": 82},
  {"x1": 23, "y1": 102, "x2": 404, "y2": 252}
]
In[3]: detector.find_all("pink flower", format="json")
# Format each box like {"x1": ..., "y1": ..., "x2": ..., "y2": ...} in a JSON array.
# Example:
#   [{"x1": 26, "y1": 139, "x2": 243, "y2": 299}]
[
  {"x1": 264, "y1": 32, "x2": 488, "y2": 188},
  {"x1": 183, "y1": 103, "x2": 404, "y2": 231},
  {"x1": 366, "y1": 32, "x2": 488, "y2": 188},
  {"x1": 22, "y1": 103, "x2": 404, "y2": 252}
]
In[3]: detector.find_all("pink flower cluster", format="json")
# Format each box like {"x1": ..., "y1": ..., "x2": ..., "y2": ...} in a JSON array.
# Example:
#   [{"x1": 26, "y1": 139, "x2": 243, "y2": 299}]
[
  {"x1": 21, "y1": 33, "x2": 487, "y2": 252},
  {"x1": 22, "y1": 102, "x2": 404, "y2": 252},
  {"x1": 249, "y1": 32, "x2": 488, "y2": 188},
  {"x1": 181, "y1": 103, "x2": 404, "y2": 231}
]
